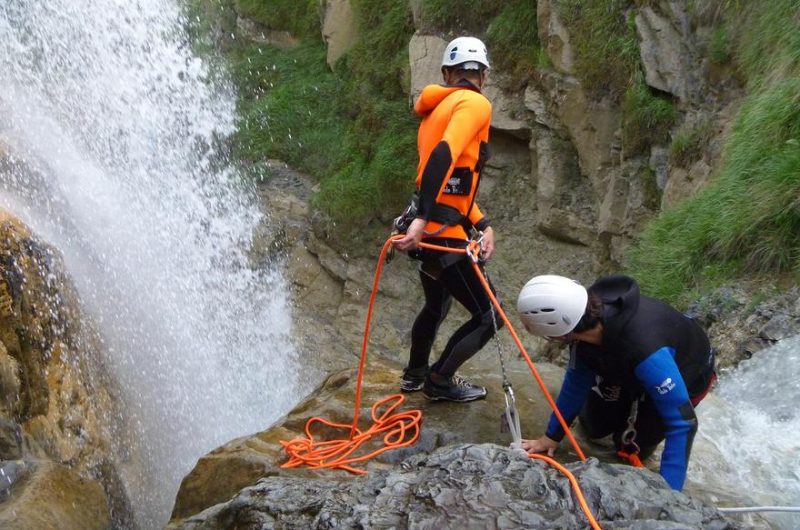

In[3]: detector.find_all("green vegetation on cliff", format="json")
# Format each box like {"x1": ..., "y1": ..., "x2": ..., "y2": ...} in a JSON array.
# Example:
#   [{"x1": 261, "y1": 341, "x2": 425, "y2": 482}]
[
  {"x1": 191, "y1": 0, "x2": 799, "y2": 301},
  {"x1": 555, "y1": 0, "x2": 678, "y2": 156},
  {"x1": 626, "y1": 0, "x2": 800, "y2": 303},
  {"x1": 191, "y1": 0, "x2": 539, "y2": 237}
]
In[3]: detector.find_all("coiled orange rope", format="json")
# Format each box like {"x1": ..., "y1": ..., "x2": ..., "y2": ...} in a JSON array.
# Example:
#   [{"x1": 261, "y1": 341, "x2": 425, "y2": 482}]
[
  {"x1": 280, "y1": 394, "x2": 421, "y2": 474},
  {"x1": 281, "y1": 237, "x2": 423, "y2": 473}
]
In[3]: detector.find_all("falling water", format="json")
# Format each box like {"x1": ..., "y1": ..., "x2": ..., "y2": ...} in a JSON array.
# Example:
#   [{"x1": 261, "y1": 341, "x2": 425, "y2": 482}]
[
  {"x1": 0, "y1": 0, "x2": 299, "y2": 527},
  {"x1": 686, "y1": 334, "x2": 800, "y2": 530}
]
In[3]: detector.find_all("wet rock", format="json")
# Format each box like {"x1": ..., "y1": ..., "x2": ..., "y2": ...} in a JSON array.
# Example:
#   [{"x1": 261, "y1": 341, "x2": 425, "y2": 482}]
[
  {"x1": 0, "y1": 209, "x2": 128, "y2": 525},
  {"x1": 0, "y1": 459, "x2": 109, "y2": 530},
  {"x1": 759, "y1": 313, "x2": 799, "y2": 342},
  {"x1": 169, "y1": 444, "x2": 738, "y2": 530},
  {"x1": 690, "y1": 283, "x2": 800, "y2": 370},
  {"x1": 169, "y1": 353, "x2": 567, "y2": 522},
  {"x1": 0, "y1": 459, "x2": 27, "y2": 499},
  {"x1": 0, "y1": 419, "x2": 23, "y2": 460}
]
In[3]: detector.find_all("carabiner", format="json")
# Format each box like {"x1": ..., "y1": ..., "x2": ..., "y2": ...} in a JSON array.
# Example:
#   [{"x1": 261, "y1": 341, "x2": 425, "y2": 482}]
[
  {"x1": 467, "y1": 231, "x2": 484, "y2": 264},
  {"x1": 502, "y1": 384, "x2": 523, "y2": 449}
]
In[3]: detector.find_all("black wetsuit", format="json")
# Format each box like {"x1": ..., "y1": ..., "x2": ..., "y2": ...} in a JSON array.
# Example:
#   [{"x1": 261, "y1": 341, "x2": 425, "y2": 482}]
[
  {"x1": 407, "y1": 238, "x2": 502, "y2": 378},
  {"x1": 545, "y1": 275, "x2": 715, "y2": 490}
]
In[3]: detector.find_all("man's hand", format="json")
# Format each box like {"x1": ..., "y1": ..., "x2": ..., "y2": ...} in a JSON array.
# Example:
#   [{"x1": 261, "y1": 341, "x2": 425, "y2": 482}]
[
  {"x1": 521, "y1": 435, "x2": 559, "y2": 457},
  {"x1": 392, "y1": 218, "x2": 426, "y2": 251},
  {"x1": 479, "y1": 226, "x2": 495, "y2": 261}
]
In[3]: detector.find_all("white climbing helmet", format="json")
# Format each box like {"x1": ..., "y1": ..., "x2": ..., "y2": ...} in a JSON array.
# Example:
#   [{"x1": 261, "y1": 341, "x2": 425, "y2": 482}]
[
  {"x1": 442, "y1": 36, "x2": 490, "y2": 70},
  {"x1": 517, "y1": 275, "x2": 588, "y2": 338}
]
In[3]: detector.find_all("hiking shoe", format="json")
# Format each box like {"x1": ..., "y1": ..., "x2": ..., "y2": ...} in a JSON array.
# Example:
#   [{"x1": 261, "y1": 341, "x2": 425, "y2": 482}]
[
  {"x1": 400, "y1": 366, "x2": 428, "y2": 393},
  {"x1": 422, "y1": 374, "x2": 487, "y2": 402}
]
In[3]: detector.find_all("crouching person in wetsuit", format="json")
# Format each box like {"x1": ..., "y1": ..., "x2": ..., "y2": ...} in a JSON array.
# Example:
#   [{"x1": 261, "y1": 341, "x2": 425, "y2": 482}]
[
  {"x1": 516, "y1": 274, "x2": 716, "y2": 490},
  {"x1": 392, "y1": 36, "x2": 501, "y2": 403}
]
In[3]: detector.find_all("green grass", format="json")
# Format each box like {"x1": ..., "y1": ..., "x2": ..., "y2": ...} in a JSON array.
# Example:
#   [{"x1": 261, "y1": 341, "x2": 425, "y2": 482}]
[
  {"x1": 668, "y1": 117, "x2": 714, "y2": 168},
  {"x1": 486, "y1": 0, "x2": 539, "y2": 86},
  {"x1": 709, "y1": 26, "x2": 732, "y2": 64},
  {"x1": 621, "y1": 72, "x2": 679, "y2": 156},
  {"x1": 737, "y1": 0, "x2": 800, "y2": 90},
  {"x1": 626, "y1": 0, "x2": 800, "y2": 303},
  {"x1": 346, "y1": 0, "x2": 415, "y2": 98},
  {"x1": 627, "y1": 77, "x2": 800, "y2": 304},
  {"x1": 555, "y1": 0, "x2": 640, "y2": 100},
  {"x1": 233, "y1": 41, "x2": 351, "y2": 179},
  {"x1": 414, "y1": 0, "x2": 505, "y2": 34},
  {"x1": 235, "y1": 0, "x2": 320, "y2": 39}
]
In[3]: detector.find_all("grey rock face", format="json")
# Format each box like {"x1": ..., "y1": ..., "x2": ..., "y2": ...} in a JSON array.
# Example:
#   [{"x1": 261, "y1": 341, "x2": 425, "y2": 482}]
[{"x1": 171, "y1": 444, "x2": 738, "y2": 530}]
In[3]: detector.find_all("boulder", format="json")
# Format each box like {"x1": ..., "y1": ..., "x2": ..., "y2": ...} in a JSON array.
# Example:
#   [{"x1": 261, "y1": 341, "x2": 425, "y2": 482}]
[
  {"x1": 169, "y1": 353, "x2": 569, "y2": 522},
  {"x1": 537, "y1": 0, "x2": 575, "y2": 75},
  {"x1": 0, "y1": 208, "x2": 126, "y2": 524},
  {"x1": 635, "y1": 2, "x2": 703, "y2": 104},
  {"x1": 169, "y1": 443, "x2": 737, "y2": 530},
  {"x1": 320, "y1": 0, "x2": 358, "y2": 67},
  {"x1": 0, "y1": 460, "x2": 109, "y2": 530}
]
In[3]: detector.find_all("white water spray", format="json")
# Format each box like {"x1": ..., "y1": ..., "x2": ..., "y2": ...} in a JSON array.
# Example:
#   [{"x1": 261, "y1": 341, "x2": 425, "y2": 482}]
[
  {"x1": 687, "y1": 334, "x2": 800, "y2": 530},
  {"x1": 0, "y1": 1, "x2": 299, "y2": 527}
]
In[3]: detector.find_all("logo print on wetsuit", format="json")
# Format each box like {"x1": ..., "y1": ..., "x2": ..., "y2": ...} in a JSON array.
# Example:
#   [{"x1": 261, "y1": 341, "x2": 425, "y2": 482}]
[{"x1": 656, "y1": 378, "x2": 676, "y2": 395}]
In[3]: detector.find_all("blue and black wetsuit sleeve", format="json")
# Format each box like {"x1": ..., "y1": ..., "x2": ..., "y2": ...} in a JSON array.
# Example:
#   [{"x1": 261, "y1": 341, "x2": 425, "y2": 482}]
[
  {"x1": 635, "y1": 347, "x2": 698, "y2": 491},
  {"x1": 416, "y1": 141, "x2": 451, "y2": 221},
  {"x1": 545, "y1": 354, "x2": 595, "y2": 442}
]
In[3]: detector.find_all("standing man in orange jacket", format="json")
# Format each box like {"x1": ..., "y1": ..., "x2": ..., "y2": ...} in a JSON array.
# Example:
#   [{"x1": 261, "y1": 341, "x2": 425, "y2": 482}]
[{"x1": 393, "y1": 36, "x2": 500, "y2": 403}]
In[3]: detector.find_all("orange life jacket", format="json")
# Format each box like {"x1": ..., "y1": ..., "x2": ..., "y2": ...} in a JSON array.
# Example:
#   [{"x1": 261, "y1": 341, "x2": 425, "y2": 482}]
[{"x1": 414, "y1": 83, "x2": 491, "y2": 240}]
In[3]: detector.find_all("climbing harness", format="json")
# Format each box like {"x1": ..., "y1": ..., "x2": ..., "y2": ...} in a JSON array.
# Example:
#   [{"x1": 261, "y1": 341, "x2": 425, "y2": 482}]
[
  {"x1": 281, "y1": 234, "x2": 601, "y2": 529},
  {"x1": 617, "y1": 396, "x2": 645, "y2": 468}
]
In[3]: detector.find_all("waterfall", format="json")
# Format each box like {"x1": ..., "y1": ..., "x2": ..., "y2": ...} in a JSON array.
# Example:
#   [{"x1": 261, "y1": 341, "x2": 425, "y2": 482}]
[
  {"x1": 686, "y1": 334, "x2": 800, "y2": 530},
  {"x1": 0, "y1": 0, "x2": 299, "y2": 527}
]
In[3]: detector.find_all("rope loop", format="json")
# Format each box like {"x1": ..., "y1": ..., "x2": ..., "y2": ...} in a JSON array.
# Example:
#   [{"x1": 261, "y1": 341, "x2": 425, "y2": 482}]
[{"x1": 280, "y1": 394, "x2": 421, "y2": 475}]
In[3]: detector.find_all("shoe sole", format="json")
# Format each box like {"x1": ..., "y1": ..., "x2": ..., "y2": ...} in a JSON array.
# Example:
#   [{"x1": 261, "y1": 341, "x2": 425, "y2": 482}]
[
  {"x1": 422, "y1": 391, "x2": 487, "y2": 403},
  {"x1": 400, "y1": 384, "x2": 424, "y2": 393}
]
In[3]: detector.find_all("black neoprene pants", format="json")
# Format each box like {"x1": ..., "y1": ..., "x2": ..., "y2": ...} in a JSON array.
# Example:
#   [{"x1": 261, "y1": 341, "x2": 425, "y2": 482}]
[
  {"x1": 407, "y1": 250, "x2": 502, "y2": 378},
  {"x1": 578, "y1": 387, "x2": 665, "y2": 459}
]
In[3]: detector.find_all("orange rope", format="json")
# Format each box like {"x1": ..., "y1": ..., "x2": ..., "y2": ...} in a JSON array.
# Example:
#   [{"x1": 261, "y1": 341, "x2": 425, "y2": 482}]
[
  {"x1": 616, "y1": 450, "x2": 645, "y2": 468},
  {"x1": 280, "y1": 235, "x2": 601, "y2": 527},
  {"x1": 462, "y1": 241, "x2": 586, "y2": 461},
  {"x1": 281, "y1": 237, "x2": 423, "y2": 474},
  {"x1": 280, "y1": 394, "x2": 421, "y2": 474},
  {"x1": 529, "y1": 454, "x2": 603, "y2": 530}
]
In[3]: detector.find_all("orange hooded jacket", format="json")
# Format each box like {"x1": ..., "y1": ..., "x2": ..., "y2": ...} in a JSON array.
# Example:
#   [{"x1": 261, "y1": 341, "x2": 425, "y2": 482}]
[{"x1": 414, "y1": 82, "x2": 491, "y2": 240}]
